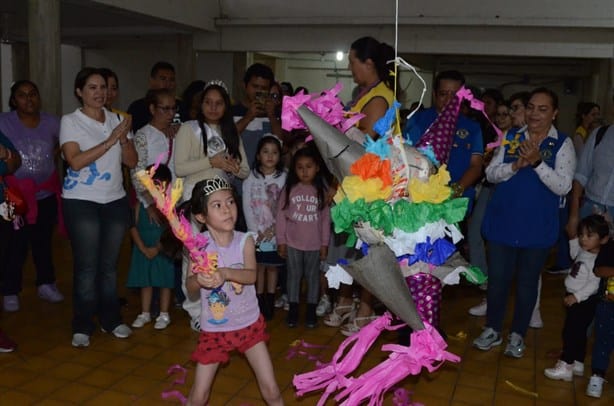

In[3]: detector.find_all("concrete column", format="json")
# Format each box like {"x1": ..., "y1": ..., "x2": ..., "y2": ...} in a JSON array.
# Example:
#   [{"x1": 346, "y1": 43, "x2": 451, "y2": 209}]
[
  {"x1": 176, "y1": 34, "x2": 194, "y2": 96},
  {"x1": 232, "y1": 52, "x2": 248, "y2": 102},
  {"x1": 28, "y1": 0, "x2": 61, "y2": 115},
  {"x1": 608, "y1": 58, "x2": 614, "y2": 122}
]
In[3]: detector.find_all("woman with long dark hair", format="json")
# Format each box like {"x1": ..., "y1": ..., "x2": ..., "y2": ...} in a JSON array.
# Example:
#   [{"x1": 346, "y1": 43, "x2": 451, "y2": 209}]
[
  {"x1": 174, "y1": 80, "x2": 249, "y2": 330},
  {"x1": 174, "y1": 81, "x2": 249, "y2": 201}
]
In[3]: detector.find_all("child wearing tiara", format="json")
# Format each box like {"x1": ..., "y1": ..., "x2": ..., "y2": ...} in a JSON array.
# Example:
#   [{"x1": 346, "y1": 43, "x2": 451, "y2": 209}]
[{"x1": 186, "y1": 177, "x2": 282, "y2": 405}]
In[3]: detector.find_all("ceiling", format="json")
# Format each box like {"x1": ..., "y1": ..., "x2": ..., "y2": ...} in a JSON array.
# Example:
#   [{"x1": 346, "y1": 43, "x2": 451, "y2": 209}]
[
  {"x1": 0, "y1": 0, "x2": 611, "y2": 97},
  {"x1": 0, "y1": 0, "x2": 199, "y2": 46},
  {"x1": 0, "y1": 0, "x2": 611, "y2": 57}
]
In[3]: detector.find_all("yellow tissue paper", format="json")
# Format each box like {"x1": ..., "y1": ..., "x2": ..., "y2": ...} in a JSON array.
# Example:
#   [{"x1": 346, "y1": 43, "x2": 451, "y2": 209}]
[
  {"x1": 408, "y1": 164, "x2": 452, "y2": 203},
  {"x1": 336, "y1": 176, "x2": 392, "y2": 203}
]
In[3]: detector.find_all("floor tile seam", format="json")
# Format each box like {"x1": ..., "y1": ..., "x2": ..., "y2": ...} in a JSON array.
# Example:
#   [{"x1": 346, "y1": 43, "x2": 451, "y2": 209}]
[
  {"x1": 219, "y1": 379, "x2": 252, "y2": 404},
  {"x1": 41, "y1": 380, "x2": 101, "y2": 405}
]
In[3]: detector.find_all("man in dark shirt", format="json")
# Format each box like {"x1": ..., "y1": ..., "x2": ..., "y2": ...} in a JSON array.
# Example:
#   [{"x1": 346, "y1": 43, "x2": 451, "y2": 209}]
[{"x1": 127, "y1": 61, "x2": 181, "y2": 133}]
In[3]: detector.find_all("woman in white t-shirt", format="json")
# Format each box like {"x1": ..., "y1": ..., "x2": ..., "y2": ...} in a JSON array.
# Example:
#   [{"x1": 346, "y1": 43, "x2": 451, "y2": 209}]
[{"x1": 60, "y1": 67, "x2": 137, "y2": 348}]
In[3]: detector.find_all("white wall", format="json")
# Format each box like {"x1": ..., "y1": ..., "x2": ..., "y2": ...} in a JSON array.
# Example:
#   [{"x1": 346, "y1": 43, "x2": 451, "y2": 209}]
[
  {"x1": 61, "y1": 44, "x2": 82, "y2": 114},
  {"x1": 194, "y1": 51, "x2": 234, "y2": 93},
  {"x1": 83, "y1": 42, "x2": 182, "y2": 111},
  {"x1": 275, "y1": 54, "x2": 433, "y2": 108}
]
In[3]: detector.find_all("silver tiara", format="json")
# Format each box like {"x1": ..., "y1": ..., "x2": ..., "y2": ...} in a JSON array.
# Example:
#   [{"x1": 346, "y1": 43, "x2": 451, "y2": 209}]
[
  {"x1": 203, "y1": 176, "x2": 232, "y2": 196},
  {"x1": 262, "y1": 133, "x2": 283, "y2": 147},
  {"x1": 204, "y1": 79, "x2": 229, "y2": 94}
]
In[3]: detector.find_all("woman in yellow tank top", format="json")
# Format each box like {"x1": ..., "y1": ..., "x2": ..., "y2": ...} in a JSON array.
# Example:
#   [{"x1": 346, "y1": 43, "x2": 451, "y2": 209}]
[
  {"x1": 323, "y1": 37, "x2": 396, "y2": 337},
  {"x1": 346, "y1": 37, "x2": 395, "y2": 141}
]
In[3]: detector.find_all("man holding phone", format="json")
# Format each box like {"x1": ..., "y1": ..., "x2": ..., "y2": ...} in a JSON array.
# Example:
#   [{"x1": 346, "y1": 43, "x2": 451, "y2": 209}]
[{"x1": 232, "y1": 63, "x2": 282, "y2": 169}]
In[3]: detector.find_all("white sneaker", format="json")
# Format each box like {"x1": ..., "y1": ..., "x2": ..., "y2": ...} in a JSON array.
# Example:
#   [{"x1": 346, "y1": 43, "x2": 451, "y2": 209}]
[
  {"x1": 316, "y1": 294, "x2": 332, "y2": 316},
  {"x1": 473, "y1": 327, "x2": 502, "y2": 351},
  {"x1": 102, "y1": 324, "x2": 132, "y2": 339},
  {"x1": 544, "y1": 360, "x2": 573, "y2": 382},
  {"x1": 274, "y1": 294, "x2": 288, "y2": 309},
  {"x1": 38, "y1": 283, "x2": 64, "y2": 303},
  {"x1": 71, "y1": 333, "x2": 90, "y2": 348},
  {"x1": 572, "y1": 361, "x2": 584, "y2": 376},
  {"x1": 468, "y1": 299, "x2": 487, "y2": 316},
  {"x1": 504, "y1": 332, "x2": 526, "y2": 358},
  {"x1": 586, "y1": 375, "x2": 605, "y2": 398},
  {"x1": 154, "y1": 314, "x2": 171, "y2": 330},
  {"x1": 131, "y1": 313, "x2": 151, "y2": 328},
  {"x1": 529, "y1": 308, "x2": 543, "y2": 328}
]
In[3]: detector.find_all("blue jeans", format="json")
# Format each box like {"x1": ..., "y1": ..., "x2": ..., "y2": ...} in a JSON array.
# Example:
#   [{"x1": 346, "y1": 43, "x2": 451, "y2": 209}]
[
  {"x1": 485, "y1": 242, "x2": 550, "y2": 336},
  {"x1": 591, "y1": 301, "x2": 614, "y2": 375},
  {"x1": 3, "y1": 196, "x2": 57, "y2": 294},
  {"x1": 63, "y1": 197, "x2": 129, "y2": 335}
]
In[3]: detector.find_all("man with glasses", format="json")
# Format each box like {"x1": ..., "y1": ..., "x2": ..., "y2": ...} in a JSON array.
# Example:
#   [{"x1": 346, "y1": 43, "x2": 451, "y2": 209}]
[
  {"x1": 403, "y1": 70, "x2": 484, "y2": 214},
  {"x1": 127, "y1": 61, "x2": 182, "y2": 133}
]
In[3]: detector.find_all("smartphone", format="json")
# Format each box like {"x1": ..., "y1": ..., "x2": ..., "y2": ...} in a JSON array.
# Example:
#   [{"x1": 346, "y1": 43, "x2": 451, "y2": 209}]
[{"x1": 255, "y1": 91, "x2": 269, "y2": 105}]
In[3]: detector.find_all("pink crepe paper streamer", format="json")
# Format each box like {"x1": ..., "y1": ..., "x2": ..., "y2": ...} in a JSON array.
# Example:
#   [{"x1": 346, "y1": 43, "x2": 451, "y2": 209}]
[
  {"x1": 161, "y1": 364, "x2": 188, "y2": 404},
  {"x1": 334, "y1": 322, "x2": 460, "y2": 406},
  {"x1": 392, "y1": 388, "x2": 424, "y2": 406},
  {"x1": 293, "y1": 313, "x2": 399, "y2": 406},
  {"x1": 282, "y1": 90, "x2": 312, "y2": 131},
  {"x1": 161, "y1": 390, "x2": 187, "y2": 404},
  {"x1": 167, "y1": 364, "x2": 187, "y2": 385},
  {"x1": 136, "y1": 164, "x2": 217, "y2": 274},
  {"x1": 286, "y1": 339, "x2": 329, "y2": 365},
  {"x1": 281, "y1": 83, "x2": 365, "y2": 135},
  {"x1": 455, "y1": 87, "x2": 503, "y2": 150}
]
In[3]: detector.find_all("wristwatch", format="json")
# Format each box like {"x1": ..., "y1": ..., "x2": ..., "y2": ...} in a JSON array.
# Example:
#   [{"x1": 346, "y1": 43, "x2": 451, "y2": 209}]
[{"x1": 531, "y1": 159, "x2": 542, "y2": 168}]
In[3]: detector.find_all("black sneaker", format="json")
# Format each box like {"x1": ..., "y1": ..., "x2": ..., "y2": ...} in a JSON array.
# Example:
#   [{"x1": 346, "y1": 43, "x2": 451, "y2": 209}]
[
  {"x1": 305, "y1": 304, "x2": 317, "y2": 328},
  {"x1": 287, "y1": 302, "x2": 298, "y2": 328}
]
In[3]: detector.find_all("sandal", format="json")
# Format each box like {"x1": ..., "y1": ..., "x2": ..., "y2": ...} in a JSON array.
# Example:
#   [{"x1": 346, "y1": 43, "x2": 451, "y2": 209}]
[
  {"x1": 323, "y1": 303, "x2": 356, "y2": 327},
  {"x1": 340, "y1": 314, "x2": 378, "y2": 337}
]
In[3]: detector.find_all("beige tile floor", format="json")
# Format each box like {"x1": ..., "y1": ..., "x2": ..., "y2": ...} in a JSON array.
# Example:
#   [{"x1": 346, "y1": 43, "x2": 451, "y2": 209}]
[{"x1": 0, "y1": 233, "x2": 613, "y2": 405}]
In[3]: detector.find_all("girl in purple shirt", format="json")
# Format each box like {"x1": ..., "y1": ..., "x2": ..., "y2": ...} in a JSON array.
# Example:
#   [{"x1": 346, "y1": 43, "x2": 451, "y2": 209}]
[
  {"x1": 0, "y1": 80, "x2": 64, "y2": 312},
  {"x1": 186, "y1": 177, "x2": 282, "y2": 406}
]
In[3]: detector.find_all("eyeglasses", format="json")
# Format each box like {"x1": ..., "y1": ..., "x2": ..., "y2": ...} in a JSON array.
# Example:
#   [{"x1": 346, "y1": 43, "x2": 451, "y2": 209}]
[
  {"x1": 156, "y1": 105, "x2": 177, "y2": 113},
  {"x1": 510, "y1": 104, "x2": 524, "y2": 112},
  {"x1": 436, "y1": 90, "x2": 456, "y2": 98}
]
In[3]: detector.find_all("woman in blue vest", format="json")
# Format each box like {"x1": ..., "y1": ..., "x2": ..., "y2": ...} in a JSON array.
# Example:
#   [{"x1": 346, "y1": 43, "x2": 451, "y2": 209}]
[{"x1": 473, "y1": 87, "x2": 576, "y2": 358}]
